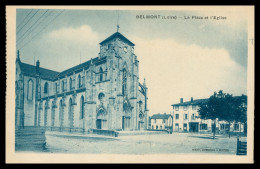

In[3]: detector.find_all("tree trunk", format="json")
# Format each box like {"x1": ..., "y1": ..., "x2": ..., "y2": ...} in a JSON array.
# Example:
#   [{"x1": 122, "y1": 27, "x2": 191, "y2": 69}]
[
  {"x1": 244, "y1": 122, "x2": 247, "y2": 135},
  {"x1": 228, "y1": 121, "x2": 231, "y2": 138},
  {"x1": 213, "y1": 120, "x2": 216, "y2": 139}
]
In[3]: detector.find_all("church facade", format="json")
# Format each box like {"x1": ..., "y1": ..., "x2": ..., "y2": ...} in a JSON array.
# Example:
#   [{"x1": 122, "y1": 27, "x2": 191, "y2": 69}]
[{"x1": 15, "y1": 31, "x2": 149, "y2": 132}]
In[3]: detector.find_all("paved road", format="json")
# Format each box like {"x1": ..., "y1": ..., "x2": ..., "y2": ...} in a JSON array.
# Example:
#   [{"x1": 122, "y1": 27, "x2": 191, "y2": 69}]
[{"x1": 44, "y1": 132, "x2": 240, "y2": 154}]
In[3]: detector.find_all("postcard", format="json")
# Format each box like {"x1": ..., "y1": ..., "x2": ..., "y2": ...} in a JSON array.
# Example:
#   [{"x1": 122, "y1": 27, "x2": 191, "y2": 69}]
[{"x1": 6, "y1": 5, "x2": 254, "y2": 163}]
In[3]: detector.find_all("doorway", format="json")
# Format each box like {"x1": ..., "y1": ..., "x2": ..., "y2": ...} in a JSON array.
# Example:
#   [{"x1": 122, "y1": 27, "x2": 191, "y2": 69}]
[
  {"x1": 138, "y1": 121, "x2": 144, "y2": 130},
  {"x1": 189, "y1": 122, "x2": 199, "y2": 132},
  {"x1": 122, "y1": 116, "x2": 130, "y2": 130},
  {"x1": 96, "y1": 119, "x2": 102, "y2": 129},
  {"x1": 183, "y1": 123, "x2": 188, "y2": 131}
]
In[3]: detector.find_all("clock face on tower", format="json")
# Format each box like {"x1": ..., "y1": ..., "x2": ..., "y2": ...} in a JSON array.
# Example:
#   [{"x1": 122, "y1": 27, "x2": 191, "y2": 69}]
[{"x1": 124, "y1": 47, "x2": 128, "y2": 53}]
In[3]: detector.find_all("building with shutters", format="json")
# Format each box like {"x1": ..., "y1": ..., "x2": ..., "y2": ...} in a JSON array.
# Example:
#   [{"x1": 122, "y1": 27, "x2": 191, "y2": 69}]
[
  {"x1": 149, "y1": 113, "x2": 173, "y2": 130},
  {"x1": 15, "y1": 30, "x2": 149, "y2": 132},
  {"x1": 171, "y1": 97, "x2": 246, "y2": 134}
]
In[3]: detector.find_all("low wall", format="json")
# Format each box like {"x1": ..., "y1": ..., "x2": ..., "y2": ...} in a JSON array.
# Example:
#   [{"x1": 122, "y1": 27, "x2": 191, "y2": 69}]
[
  {"x1": 15, "y1": 126, "x2": 46, "y2": 151},
  {"x1": 146, "y1": 129, "x2": 170, "y2": 133},
  {"x1": 90, "y1": 129, "x2": 119, "y2": 137},
  {"x1": 46, "y1": 126, "x2": 85, "y2": 133}
]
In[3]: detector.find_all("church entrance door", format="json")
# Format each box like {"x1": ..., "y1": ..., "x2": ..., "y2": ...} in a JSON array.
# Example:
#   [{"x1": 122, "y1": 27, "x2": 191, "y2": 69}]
[
  {"x1": 96, "y1": 119, "x2": 102, "y2": 129},
  {"x1": 122, "y1": 116, "x2": 130, "y2": 130},
  {"x1": 138, "y1": 121, "x2": 144, "y2": 130}
]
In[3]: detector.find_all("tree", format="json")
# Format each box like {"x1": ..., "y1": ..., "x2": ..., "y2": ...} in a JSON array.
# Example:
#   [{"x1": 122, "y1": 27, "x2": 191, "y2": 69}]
[
  {"x1": 217, "y1": 92, "x2": 235, "y2": 138},
  {"x1": 232, "y1": 95, "x2": 247, "y2": 135},
  {"x1": 198, "y1": 91, "x2": 222, "y2": 139},
  {"x1": 219, "y1": 93, "x2": 247, "y2": 137},
  {"x1": 198, "y1": 90, "x2": 247, "y2": 139}
]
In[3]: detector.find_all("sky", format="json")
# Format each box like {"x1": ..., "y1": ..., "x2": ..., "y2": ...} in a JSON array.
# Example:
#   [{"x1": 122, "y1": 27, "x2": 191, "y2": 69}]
[{"x1": 16, "y1": 8, "x2": 248, "y2": 115}]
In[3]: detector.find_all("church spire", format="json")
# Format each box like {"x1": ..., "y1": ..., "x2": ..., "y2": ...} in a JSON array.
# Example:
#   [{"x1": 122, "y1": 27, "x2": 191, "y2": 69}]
[{"x1": 143, "y1": 78, "x2": 147, "y2": 88}]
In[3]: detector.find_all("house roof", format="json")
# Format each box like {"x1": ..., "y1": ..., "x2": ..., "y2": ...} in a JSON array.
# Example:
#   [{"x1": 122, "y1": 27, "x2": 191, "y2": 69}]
[
  {"x1": 171, "y1": 95, "x2": 247, "y2": 107},
  {"x1": 20, "y1": 62, "x2": 60, "y2": 81},
  {"x1": 150, "y1": 113, "x2": 172, "y2": 119},
  {"x1": 171, "y1": 98, "x2": 209, "y2": 106},
  {"x1": 99, "y1": 32, "x2": 135, "y2": 46}
]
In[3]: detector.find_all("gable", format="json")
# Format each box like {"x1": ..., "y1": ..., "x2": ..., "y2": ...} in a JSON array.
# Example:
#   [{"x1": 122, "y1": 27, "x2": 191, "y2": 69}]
[{"x1": 99, "y1": 32, "x2": 135, "y2": 46}]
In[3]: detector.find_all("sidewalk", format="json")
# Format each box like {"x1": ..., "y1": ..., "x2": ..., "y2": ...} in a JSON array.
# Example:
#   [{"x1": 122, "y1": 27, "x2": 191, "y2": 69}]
[
  {"x1": 118, "y1": 130, "x2": 169, "y2": 136},
  {"x1": 45, "y1": 130, "x2": 119, "y2": 140}
]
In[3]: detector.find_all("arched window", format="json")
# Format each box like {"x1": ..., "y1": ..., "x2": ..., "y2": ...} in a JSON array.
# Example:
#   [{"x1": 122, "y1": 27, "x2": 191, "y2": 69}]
[
  {"x1": 122, "y1": 68, "x2": 127, "y2": 96},
  {"x1": 62, "y1": 80, "x2": 65, "y2": 92},
  {"x1": 78, "y1": 74, "x2": 81, "y2": 88},
  {"x1": 98, "y1": 92, "x2": 105, "y2": 101},
  {"x1": 80, "y1": 96, "x2": 84, "y2": 119},
  {"x1": 44, "y1": 101, "x2": 48, "y2": 126},
  {"x1": 69, "y1": 77, "x2": 73, "y2": 90},
  {"x1": 27, "y1": 79, "x2": 33, "y2": 100},
  {"x1": 51, "y1": 101, "x2": 55, "y2": 126},
  {"x1": 55, "y1": 83, "x2": 58, "y2": 94},
  {"x1": 98, "y1": 92, "x2": 105, "y2": 106},
  {"x1": 99, "y1": 67, "x2": 103, "y2": 82},
  {"x1": 15, "y1": 81, "x2": 18, "y2": 105},
  {"x1": 44, "y1": 82, "x2": 48, "y2": 94},
  {"x1": 68, "y1": 98, "x2": 73, "y2": 127},
  {"x1": 59, "y1": 100, "x2": 63, "y2": 127}
]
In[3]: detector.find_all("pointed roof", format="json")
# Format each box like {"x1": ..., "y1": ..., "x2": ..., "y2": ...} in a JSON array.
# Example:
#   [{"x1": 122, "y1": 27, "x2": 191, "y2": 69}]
[{"x1": 99, "y1": 32, "x2": 135, "y2": 46}]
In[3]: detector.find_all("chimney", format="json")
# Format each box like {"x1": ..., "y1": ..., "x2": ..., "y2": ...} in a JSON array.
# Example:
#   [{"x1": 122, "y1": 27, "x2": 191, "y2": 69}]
[
  {"x1": 180, "y1": 98, "x2": 183, "y2": 103},
  {"x1": 36, "y1": 60, "x2": 40, "y2": 74},
  {"x1": 191, "y1": 97, "x2": 193, "y2": 102}
]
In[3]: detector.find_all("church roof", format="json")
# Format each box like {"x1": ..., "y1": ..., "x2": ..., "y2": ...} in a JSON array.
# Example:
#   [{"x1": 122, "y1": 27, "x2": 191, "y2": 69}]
[
  {"x1": 150, "y1": 113, "x2": 172, "y2": 119},
  {"x1": 99, "y1": 32, "x2": 135, "y2": 46},
  {"x1": 19, "y1": 56, "x2": 107, "y2": 81},
  {"x1": 58, "y1": 56, "x2": 106, "y2": 77},
  {"x1": 20, "y1": 62, "x2": 59, "y2": 81}
]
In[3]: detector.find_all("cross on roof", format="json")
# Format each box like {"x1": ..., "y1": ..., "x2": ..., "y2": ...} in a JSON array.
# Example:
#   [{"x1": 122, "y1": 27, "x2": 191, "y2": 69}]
[{"x1": 117, "y1": 24, "x2": 120, "y2": 32}]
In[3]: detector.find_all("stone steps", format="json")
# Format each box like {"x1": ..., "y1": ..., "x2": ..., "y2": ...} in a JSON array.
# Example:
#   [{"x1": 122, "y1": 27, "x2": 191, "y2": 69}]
[{"x1": 237, "y1": 138, "x2": 247, "y2": 155}]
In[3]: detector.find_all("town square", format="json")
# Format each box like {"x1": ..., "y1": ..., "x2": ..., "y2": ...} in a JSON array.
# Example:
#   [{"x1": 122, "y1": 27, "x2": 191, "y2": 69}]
[{"x1": 5, "y1": 6, "x2": 254, "y2": 163}]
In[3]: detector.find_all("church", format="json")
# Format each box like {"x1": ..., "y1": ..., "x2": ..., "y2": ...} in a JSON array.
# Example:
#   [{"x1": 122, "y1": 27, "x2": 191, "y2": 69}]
[{"x1": 15, "y1": 30, "x2": 149, "y2": 132}]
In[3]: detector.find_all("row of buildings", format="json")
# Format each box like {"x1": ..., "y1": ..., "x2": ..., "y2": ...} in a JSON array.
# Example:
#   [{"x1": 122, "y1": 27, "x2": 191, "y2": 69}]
[{"x1": 149, "y1": 97, "x2": 246, "y2": 134}]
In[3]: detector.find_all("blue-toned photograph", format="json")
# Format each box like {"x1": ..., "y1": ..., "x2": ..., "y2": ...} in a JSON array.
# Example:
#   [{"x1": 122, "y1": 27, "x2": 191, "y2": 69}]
[{"x1": 14, "y1": 8, "x2": 250, "y2": 157}]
